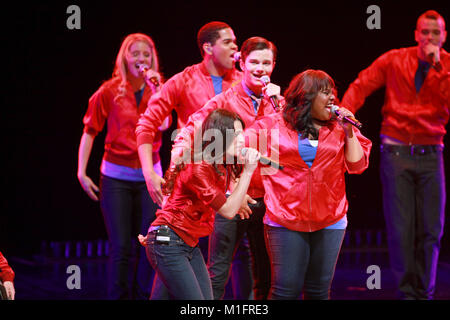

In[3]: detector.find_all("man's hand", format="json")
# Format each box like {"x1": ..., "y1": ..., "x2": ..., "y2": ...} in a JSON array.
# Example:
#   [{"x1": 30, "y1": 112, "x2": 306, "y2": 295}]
[
  {"x1": 424, "y1": 43, "x2": 440, "y2": 64},
  {"x1": 145, "y1": 170, "x2": 165, "y2": 206}
]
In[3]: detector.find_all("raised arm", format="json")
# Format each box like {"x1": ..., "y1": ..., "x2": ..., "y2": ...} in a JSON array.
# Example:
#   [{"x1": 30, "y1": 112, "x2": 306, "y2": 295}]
[{"x1": 217, "y1": 148, "x2": 260, "y2": 219}]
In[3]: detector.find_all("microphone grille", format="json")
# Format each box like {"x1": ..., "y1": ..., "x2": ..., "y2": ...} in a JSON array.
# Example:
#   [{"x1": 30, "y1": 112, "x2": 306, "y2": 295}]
[
  {"x1": 330, "y1": 105, "x2": 339, "y2": 114},
  {"x1": 137, "y1": 63, "x2": 150, "y2": 73},
  {"x1": 233, "y1": 52, "x2": 241, "y2": 62},
  {"x1": 260, "y1": 75, "x2": 270, "y2": 85}
]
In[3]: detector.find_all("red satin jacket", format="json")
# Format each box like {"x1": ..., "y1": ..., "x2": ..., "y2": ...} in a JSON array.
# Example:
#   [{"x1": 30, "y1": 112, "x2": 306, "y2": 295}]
[
  {"x1": 173, "y1": 82, "x2": 279, "y2": 199},
  {"x1": 136, "y1": 61, "x2": 242, "y2": 146},
  {"x1": 0, "y1": 252, "x2": 14, "y2": 282},
  {"x1": 151, "y1": 162, "x2": 229, "y2": 247},
  {"x1": 246, "y1": 113, "x2": 372, "y2": 232},
  {"x1": 83, "y1": 77, "x2": 163, "y2": 168},
  {"x1": 341, "y1": 47, "x2": 450, "y2": 145}
]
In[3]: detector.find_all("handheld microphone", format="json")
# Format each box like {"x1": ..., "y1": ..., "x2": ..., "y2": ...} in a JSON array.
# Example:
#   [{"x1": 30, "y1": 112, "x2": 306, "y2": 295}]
[
  {"x1": 233, "y1": 52, "x2": 241, "y2": 62},
  {"x1": 259, "y1": 75, "x2": 281, "y2": 111},
  {"x1": 137, "y1": 63, "x2": 160, "y2": 87},
  {"x1": 427, "y1": 53, "x2": 442, "y2": 72},
  {"x1": 241, "y1": 148, "x2": 284, "y2": 170},
  {"x1": 330, "y1": 105, "x2": 363, "y2": 129}
]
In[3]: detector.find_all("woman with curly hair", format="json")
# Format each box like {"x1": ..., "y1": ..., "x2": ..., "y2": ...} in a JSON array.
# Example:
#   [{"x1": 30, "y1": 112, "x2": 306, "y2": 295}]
[{"x1": 246, "y1": 69, "x2": 372, "y2": 299}]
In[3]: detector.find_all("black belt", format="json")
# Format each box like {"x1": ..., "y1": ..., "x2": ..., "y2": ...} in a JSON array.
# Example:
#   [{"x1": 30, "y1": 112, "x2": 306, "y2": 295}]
[{"x1": 381, "y1": 144, "x2": 443, "y2": 155}]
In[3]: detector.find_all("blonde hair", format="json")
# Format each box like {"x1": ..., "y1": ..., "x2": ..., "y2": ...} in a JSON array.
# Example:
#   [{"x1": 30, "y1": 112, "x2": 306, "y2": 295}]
[{"x1": 113, "y1": 33, "x2": 160, "y2": 98}]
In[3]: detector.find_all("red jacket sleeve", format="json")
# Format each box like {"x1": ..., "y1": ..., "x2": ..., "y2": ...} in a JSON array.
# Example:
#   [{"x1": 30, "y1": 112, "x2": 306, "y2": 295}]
[
  {"x1": 0, "y1": 252, "x2": 15, "y2": 282},
  {"x1": 83, "y1": 84, "x2": 112, "y2": 137},
  {"x1": 136, "y1": 76, "x2": 182, "y2": 146},
  {"x1": 187, "y1": 164, "x2": 227, "y2": 212}
]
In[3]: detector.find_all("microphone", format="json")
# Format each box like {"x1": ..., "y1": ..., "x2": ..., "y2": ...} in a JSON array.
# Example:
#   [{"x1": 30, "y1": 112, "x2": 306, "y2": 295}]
[
  {"x1": 259, "y1": 75, "x2": 281, "y2": 111},
  {"x1": 137, "y1": 63, "x2": 160, "y2": 87},
  {"x1": 241, "y1": 148, "x2": 284, "y2": 170},
  {"x1": 330, "y1": 105, "x2": 363, "y2": 129},
  {"x1": 233, "y1": 52, "x2": 241, "y2": 62},
  {"x1": 427, "y1": 53, "x2": 442, "y2": 72}
]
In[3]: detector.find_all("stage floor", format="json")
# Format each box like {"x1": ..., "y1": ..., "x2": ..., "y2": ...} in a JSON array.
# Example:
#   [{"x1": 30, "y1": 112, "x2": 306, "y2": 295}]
[{"x1": 9, "y1": 248, "x2": 450, "y2": 300}]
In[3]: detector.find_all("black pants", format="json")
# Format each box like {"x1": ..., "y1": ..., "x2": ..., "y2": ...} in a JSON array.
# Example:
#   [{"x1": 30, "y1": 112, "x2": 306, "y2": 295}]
[
  {"x1": 100, "y1": 174, "x2": 158, "y2": 299},
  {"x1": 208, "y1": 198, "x2": 271, "y2": 300},
  {"x1": 380, "y1": 144, "x2": 445, "y2": 299}
]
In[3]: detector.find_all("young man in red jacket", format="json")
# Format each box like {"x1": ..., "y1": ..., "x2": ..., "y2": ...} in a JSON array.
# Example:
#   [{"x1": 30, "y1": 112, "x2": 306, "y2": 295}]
[
  {"x1": 341, "y1": 10, "x2": 449, "y2": 300},
  {"x1": 136, "y1": 21, "x2": 241, "y2": 206}
]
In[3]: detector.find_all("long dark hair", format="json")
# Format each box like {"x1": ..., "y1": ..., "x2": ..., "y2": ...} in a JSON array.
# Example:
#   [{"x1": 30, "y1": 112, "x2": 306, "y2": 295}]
[
  {"x1": 163, "y1": 109, "x2": 244, "y2": 195},
  {"x1": 283, "y1": 69, "x2": 335, "y2": 139}
]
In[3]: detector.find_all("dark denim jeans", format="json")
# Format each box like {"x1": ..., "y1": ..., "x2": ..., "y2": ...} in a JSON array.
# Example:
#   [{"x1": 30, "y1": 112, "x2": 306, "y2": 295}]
[
  {"x1": 380, "y1": 145, "x2": 446, "y2": 299},
  {"x1": 146, "y1": 226, "x2": 213, "y2": 300},
  {"x1": 208, "y1": 198, "x2": 271, "y2": 300},
  {"x1": 265, "y1": 225, "x2": 345, "y2": 300},
  {"x1": 100, "y1": 174, "x2": 158, "y2": 300}
]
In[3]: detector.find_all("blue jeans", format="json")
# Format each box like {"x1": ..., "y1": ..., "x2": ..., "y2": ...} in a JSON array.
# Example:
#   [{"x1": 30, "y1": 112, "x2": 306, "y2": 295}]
[
  {"x1": 265, "y1": 225, "x2": 345, "y2": 300},
  {"x1": 100, "y1": 174, "x2": 158, "y2": 300},
  {"x1": 380, "y1": 144, "x2": 445, "y2": 299},
  {"x1": 146, "y1": 226, "x2": 213, "y2": 300},
  {"x1": 208, "y1": 198, "x2": 271, "y2": 300}
]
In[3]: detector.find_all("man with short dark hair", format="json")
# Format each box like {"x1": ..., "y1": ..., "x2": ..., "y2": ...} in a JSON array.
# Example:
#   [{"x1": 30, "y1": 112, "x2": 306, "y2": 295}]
[
  {"x1": 136, "y1": 21, "x2": 244, "y2": 299},
  {"x1": 341, "y1": 10, "x2": 449, "y2": 299},
  {"x1": 137, "y1": 21, "x2": 241, "y2": 206}
]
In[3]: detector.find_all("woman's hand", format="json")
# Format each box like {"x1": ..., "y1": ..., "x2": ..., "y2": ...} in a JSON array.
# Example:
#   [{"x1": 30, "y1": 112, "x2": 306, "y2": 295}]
[
  {"x1": 241, "y1": 147, "x2": 260, "y2": 174},
  {"x1": 335, "y1": 107, "x2": 356, "y2": 137},
  {"x1": 138, "y1": 234, "x2": 148, "y2": 247},
  {"x1": 78, "y1": 174, "x2": 99, "y2": 201},
  {"x1": 144, "y1": 69, "x2": 162, "y2": 92}
]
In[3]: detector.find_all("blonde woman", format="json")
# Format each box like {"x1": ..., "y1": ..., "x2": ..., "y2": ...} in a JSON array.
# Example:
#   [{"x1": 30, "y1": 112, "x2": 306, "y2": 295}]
[{"x1": 77, "y1": 33, "x2": 170, "y2": 299}]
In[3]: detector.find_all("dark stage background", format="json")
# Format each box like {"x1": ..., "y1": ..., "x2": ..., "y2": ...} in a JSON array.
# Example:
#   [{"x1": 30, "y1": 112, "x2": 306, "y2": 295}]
[{"x1": 2, "y1": 0, "x2": 449, "y2": 258}]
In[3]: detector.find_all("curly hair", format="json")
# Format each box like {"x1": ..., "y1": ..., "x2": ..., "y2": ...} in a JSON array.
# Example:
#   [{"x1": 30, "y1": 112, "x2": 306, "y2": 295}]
[{"x1": 283, "y1": 69, "x2": 335, "y2": 139}]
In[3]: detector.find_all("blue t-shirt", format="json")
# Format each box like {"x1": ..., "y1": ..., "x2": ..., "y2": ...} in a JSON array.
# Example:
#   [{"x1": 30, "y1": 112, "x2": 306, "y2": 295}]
[
  {"x1": 211, "y1": 75, "x2": 223, "y2": 96},
  {"x1": 298, "y1": 136, "x2": 347, "y2": 229},
  {"x1": 263, "y1": 137, "x2": 347, "y2": 230}
]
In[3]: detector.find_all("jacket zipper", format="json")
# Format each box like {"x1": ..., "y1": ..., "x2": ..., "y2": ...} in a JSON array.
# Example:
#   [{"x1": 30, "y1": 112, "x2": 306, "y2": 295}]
[{"x1": 308, "y1": 168, "x2": 312, "y2": 232}]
